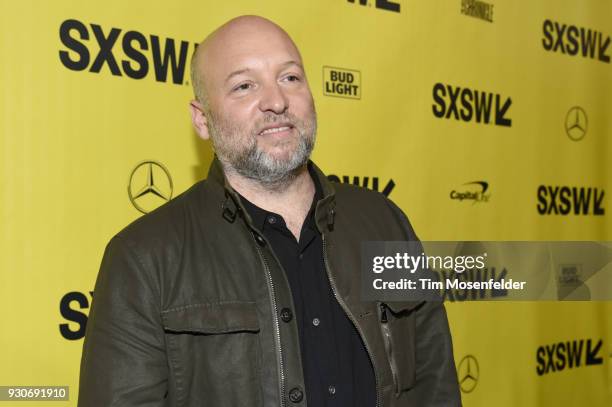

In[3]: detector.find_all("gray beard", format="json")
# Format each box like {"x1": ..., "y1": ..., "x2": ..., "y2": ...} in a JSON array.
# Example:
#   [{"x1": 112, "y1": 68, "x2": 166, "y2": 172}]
[
  {"x1": 227, "y1": 132, "x2": 315, "y2": 190},
  {"x1": 207, "y1": 111, "x2": 317, "y2": 191}
]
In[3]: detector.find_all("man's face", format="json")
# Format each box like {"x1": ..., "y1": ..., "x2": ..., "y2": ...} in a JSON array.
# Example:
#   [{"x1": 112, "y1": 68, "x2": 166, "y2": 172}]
[{"x1": 195, "y1": 21, "x2": 317, "y2": 185}]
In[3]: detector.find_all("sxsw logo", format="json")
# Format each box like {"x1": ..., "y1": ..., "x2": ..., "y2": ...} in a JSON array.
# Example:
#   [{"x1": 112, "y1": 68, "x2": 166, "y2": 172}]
[
  {"x1": 59, "y1": 19, "x2": 196, "y2": 84},
  {"x1": 432, "y1": 83, "x2": 512, "y2": 127},
  {"x1": 328, "y1": 175, "x2": 395, "y2": 196},
  {"x1": 537, "y1": 185, "x2": 605, "y2": 216},
  {"x1": 438, "y1": 267, "x2": 509, "y2": 301},
  {"x1": 347, "y1": 0, "x2": 400, "y2": 13},
  {"x1": 323, "y1": 66, "x2": 361, "y2": 99},
  {"x1": 542, "y1": 19, "x2": 610, "y2": 64},
  {"x1": 59, "y1": 291, "x2": 93, "y2": 340},
  {"x1": 536, "y1": 338, "x2": 603, "y2": 376}
]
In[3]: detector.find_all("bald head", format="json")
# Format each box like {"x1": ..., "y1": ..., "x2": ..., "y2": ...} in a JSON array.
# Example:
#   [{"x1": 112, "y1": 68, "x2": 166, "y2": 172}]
[
  {"x1": 187, "y1": 14, "x2": 317, "y2": 188},
  {"x1": 190, "y1": 15, "x2": 304, "y2": 110}
]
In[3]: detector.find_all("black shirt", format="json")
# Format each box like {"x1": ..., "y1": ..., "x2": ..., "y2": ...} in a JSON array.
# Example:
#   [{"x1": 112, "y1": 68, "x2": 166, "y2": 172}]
[{"x1": 238, "y1": 169, "x2": 376, "y2": 407}]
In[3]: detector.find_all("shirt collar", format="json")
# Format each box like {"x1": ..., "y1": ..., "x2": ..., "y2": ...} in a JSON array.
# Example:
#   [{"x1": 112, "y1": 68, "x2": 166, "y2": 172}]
[
  {"x1": 208, "y1": 156, "x2": 336, "y2": 234},
  {"x1": 237, "y1": 165, "x2": 323, "y2": 234}
]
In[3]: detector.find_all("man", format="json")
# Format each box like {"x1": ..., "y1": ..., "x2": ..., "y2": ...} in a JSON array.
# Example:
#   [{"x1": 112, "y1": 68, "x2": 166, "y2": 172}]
[{"x1": 78, "y1": 15, "x2": 460, "y2": 407}]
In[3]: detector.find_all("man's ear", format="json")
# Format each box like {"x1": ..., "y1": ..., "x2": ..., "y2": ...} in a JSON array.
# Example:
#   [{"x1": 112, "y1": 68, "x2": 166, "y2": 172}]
[{"x1": 189, "y1": 100, "x2": 210, "y2": 140}]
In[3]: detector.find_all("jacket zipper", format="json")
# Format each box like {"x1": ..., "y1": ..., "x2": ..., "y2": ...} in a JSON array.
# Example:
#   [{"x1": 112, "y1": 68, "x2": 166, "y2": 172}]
[
  {"x1": 322, "y1": 234, "x2": 381, "y2": 407},
  {"x1": 379, "y1": 302, "x2": 399, "y2": 395},
  {"x1": 254, "y1": 243, "x2": 286, "y2": 407}
]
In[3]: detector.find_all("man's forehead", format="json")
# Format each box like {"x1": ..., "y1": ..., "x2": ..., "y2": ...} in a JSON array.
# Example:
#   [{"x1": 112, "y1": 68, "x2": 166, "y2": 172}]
[
  {"x1": 223, "y1": 60, "x2": 304, "y2": 85},
  {"x1": 196, "y1": 16, "x2": 302, "y2": 83},
  {"x1": 206, "y1": 15, "x2": 295, "y2": 49}
]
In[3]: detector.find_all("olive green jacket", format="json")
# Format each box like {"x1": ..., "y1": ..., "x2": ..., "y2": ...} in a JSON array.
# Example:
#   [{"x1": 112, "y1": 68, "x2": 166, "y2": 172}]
[{"x1": 78, "y1": 158, "x2": 461, "y2": 406}]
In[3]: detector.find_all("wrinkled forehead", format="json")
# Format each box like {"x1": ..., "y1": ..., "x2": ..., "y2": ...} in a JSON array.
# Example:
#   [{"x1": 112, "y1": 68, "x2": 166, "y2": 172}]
[{"x1": 201, "y1": 23, "x2": 303, "y2": 88}]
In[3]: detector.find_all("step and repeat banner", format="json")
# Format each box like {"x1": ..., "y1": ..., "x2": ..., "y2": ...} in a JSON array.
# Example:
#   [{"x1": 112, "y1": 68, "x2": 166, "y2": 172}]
[{"x1": 1, "y1": 0, "x2": 610, "y2": 405}]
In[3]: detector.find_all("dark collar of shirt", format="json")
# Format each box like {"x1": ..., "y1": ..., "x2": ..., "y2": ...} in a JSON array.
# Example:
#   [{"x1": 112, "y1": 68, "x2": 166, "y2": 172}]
[{"x1": 238, "y1": 165, "x2": 323, "y2": 240}]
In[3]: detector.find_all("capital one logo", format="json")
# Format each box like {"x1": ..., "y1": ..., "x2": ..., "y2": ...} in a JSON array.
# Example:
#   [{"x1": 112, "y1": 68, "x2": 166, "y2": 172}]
[
  {"x1": 347, "y1": 0, "x2": 400, "y2": 13},
  {"x1": 128, "y1": 161, "x2": 173, "y2": 214},
  {"x1": 450, "y1": 181, "x2": 491, "y2": 204}
]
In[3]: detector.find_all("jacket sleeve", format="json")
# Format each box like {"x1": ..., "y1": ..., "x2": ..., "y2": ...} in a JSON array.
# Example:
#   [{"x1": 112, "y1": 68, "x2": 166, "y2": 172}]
[
  {"x1": 384, "y1": 197, "x2": 462, "y2": 406},
  {"x1": 78, "y1": 234, "x2": 169, "y2": 406}
]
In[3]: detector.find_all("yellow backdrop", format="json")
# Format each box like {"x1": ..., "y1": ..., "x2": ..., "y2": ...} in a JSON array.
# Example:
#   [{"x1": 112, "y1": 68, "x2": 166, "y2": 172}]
[{"x1": 1, "y1": 0, "x2": 610, "y2": 405}]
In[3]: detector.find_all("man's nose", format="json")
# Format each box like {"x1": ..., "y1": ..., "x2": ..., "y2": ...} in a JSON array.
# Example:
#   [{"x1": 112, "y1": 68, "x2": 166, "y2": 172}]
[{"x1": 258, "y1": 83, "x2": 289, "y2": 114}]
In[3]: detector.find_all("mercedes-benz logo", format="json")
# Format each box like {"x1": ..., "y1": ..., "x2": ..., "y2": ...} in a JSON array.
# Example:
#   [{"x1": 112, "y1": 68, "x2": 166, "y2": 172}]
[
  {"x1": 128, "y1": 160, "x2": 173, "y2": 214},
  {"x1": 457, "y1": 354, "x2": 479, "y2": 393},
  {"x1": 565, "y1": 106, "x2": 587, "y2": 141}
]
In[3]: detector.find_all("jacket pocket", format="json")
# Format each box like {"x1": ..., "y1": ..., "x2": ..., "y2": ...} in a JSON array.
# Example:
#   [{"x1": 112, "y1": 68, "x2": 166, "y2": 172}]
[
  {"x1": 162, "y1": 301, "x2": 260, "y2": 334},
  {"x1": 161, "y1": 301, "x2": 262, "y2": 407},
  {"x1": 378, "y1": 301, "x2": 420, "y2": 395}
]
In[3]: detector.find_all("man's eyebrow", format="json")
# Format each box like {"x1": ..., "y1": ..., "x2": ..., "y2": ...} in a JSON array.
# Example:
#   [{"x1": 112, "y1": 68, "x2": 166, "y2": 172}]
[
  {"x1": 281, "y1": 60, "x2": 304, "y2": 71},
  {"x1": 224, "y1": 68, "x2": 251, "y2": 85},
  {"x1": 224, "y1": 61, "x2": 304, "y2": 84}
]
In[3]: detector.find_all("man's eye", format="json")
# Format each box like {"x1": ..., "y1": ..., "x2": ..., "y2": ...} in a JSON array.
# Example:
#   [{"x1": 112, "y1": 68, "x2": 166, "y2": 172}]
[
  {"x1": 233, "y1": 83, "x2": 251, "y2": 92},
  {"x1": 285, "y1": 75, "x2": 300, "y2": 82}
]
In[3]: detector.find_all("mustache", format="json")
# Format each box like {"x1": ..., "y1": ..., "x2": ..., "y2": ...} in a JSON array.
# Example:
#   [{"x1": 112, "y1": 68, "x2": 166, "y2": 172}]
[{"x1": 255, "y1": 113, "x2": 300, "y2": 132}]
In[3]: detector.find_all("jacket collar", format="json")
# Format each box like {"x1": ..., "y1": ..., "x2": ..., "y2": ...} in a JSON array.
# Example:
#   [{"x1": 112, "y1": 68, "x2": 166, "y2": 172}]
[{"x1": 207, "y1": 156, "x2": 337, "y2": 233}]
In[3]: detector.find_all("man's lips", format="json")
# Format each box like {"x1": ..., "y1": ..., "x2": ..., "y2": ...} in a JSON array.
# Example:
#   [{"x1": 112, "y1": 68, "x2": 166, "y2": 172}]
[{"x1": 258, "y1": 123, "x2": 294, "y2": 136}]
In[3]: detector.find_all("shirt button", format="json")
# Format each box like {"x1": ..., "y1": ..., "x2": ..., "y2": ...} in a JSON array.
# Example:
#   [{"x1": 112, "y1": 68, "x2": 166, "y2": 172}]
[
  {"x1": 280, "y1": 308, "x2": 293, "y2": 323},
  {"x1": 328, "y1": 385, "x2": 336, "y2": 395},
  {"x1": 289, "y1": 387, "x2": 304, "y2": 403},
  {"x1": 267, "y1": 216, "x2": 276, "y2": 224},
  {"x1": 312, "y1": 317, "x2": 320, "y2": 327}
]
